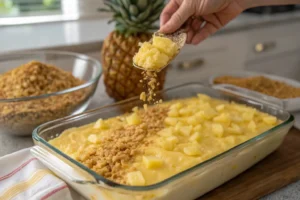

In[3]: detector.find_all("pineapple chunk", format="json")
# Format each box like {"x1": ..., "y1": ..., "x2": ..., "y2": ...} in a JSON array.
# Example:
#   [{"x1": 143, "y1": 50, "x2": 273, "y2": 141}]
[
  {"x1": 170, "y1": 102, "x2": 183, "y2": 110},
  {"x1": 152, "y1": 36, "x2": 178, "y2": 57},
  {"x1": 248, "y1": 121, "x2": 256, "y2": 132},
  {"x1": 195, "y1": 106, "x2": 217, "y2": 120},
  {"x1": 126, "y1": 113, "x2": 141, "y2": 125},
  {"x1": 93, "y1": 119, "x2": 109, "y2": 130},
  {"x1": 213, "y1": 113, "x2": 230, "y2": 124},
  {"x1": 193, "y1": 124, "x2": 202, "y2": 132},
  {"x1": 263, "y1": 116, "x2": 277, "y2": 125},
  {"x1": 174, "y1": 122, "x2": 185, "y2": 133},
  {"x1": 187, "y1": 117, "x2": 199, "y2": 126},
  {"x1": 194, "y1": 111, "x2": 205, "y2": 121},
  {"x1": 203, "y1": 109, "x2": 218, "y2": 120},
  {"x1": 179, "y1": 108, "x2": 193, "y2": 116},
  {"x1": 179, "y1": 126, "x2": 193, "y2": 136},
  {"x1": 157, "y1": 128, "x2": 173, "y2": 137},
  {"x1": 189, "y1": 132, "x2": 201, "y2": 143},
  {"x1": 198, "y1": 102, "x2": 212, "y2": 110},
  {"x1": 204, "y1": 121, "x2": 212, "y2": 129},
  {"x1": 227, "y1": 123, "x2": 243, "y2": 135},
  {"x1": 164, "y1": 117, "x2": 178, "y2": 126},
  {"x1": 143, "y1": 156, "x2": 164, "y2": 169},
  {"x1": 183, "y1": 145, "x2": 201, "y2": 156},
  {"x1": 216, "y1": 104, "x2": 225, "y2": 111},
  {"x1": 166, "y1": 136, "x2": 179, "y2": 144},
  {"x1": 212, "y1": 123, "x2": 224, "y2": 137},
  {"x1": 159, "y1": 136, "x2": 179, "y2": 150},
  {"x1": 127, "y1": 171, "x2": 146, "y2": 186},
  {"x1": 197, "y1": 94, "x2": 211, "y2": 101},
  {"x1": 88, "y1": 134, "x2": 99, "y2": 144},
  {"x1": 225, "y1": 136, "x2": 236, "y2": 146},
  {"x1": 168, "y1": 109, "x2": 179, "y2": 117},
  {"x1": 242, "y1": 112, "x2": 254, "y2": 121}
]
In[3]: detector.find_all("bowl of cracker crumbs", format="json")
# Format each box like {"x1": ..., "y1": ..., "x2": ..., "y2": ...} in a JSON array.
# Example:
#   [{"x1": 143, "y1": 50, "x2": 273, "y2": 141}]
[
  {"x1": 209, "y1": 71, "x2": 300, "y2": 112},
  {"x1": 0, "y1": 51, "x2": 101, "y2": 136}
]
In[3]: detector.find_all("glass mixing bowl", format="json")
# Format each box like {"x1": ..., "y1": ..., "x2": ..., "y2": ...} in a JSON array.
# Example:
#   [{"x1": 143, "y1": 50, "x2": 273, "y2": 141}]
[{"x1": 0, "y1": 51, "x2": 102, "y2": 136}]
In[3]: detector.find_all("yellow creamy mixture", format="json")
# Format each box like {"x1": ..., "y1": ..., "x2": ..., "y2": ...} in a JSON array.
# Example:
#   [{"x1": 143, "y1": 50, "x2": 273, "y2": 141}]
[{"x1": 49, "y1": 94, "x2": 279, "y2": 186}]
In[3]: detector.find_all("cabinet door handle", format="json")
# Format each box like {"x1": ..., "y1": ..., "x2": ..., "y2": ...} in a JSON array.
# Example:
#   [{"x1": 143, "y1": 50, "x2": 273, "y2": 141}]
[
  {"x1": 254, "y1": 41, "x2": 276, "y2": 53},
  {"x1": 178, "y1": 58, "x2": 205, "y2": 70}
]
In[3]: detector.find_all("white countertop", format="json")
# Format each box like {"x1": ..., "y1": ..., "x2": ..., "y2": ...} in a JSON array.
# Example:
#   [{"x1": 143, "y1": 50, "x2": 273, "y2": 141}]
[
  {"x1": 1, "y1": 11, "x2": 300, "y2": 53},
  {"x1": 0, "y1": 19, "x2": 114, "y2": 53}
]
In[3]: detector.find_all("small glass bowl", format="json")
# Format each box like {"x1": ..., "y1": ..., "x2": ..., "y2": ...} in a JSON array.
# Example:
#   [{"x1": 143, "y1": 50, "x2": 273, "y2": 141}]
[{"x1": 0, "y1": 51, "x2": 102, "y2": 136}]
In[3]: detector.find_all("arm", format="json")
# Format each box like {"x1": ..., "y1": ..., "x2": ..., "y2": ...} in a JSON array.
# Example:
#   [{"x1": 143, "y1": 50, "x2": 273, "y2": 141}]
[{"x1": 160, "y1": 0, "x2": 300, "y2": 45}]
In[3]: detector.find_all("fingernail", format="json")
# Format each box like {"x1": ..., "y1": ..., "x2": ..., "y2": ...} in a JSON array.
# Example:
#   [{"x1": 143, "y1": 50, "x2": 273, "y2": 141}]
[
  {"x1": 191, "y1": 40, "x2": 199, "y2": 45},
  {"x1": 159, "y1": 26, "x2": 166, "y2": 32},
  {"x1": 160, "y1": 23, "x2": 173, "y2": 33}
]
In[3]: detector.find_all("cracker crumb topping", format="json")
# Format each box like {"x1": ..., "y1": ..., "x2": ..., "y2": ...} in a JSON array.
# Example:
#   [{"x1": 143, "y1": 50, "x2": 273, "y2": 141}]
[{"x1": 77, "y1": 106, "x2": 168, "y2": 184}]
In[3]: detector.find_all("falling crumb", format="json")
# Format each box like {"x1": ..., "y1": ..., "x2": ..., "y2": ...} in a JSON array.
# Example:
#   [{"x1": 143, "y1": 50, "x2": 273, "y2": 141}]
[
  {"x1": 132, "y1": 107, "x2": 139, "y2": 112},
  {"x1": 143, "y1": 104, "x2": 148, "y2": 111},
  {"x1": 140, "y1": 71, "x2": 163, "y2": 103},
  {"x1": 140, "y1": 92, "x2": 146, "y2": 101}
]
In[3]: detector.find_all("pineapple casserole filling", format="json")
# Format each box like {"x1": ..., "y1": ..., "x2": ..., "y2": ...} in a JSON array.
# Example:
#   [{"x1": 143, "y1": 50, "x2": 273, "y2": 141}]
[
  {"x1": 49, "y1": 94, "x2": 279, "y2": 186},
  {"x1": 133, "y1": 36, "x2": 179, "y2": 71}
]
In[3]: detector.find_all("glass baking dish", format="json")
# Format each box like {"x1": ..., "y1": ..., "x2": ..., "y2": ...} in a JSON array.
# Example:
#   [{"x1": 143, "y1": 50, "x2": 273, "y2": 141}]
[{"x1": 31, "y1": 83, "x2": 294, "y2": 200}]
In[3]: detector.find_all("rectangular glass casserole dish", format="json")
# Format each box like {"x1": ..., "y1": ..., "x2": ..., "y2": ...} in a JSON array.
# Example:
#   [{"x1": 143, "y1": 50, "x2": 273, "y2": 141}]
[{"x1": 31, "y1": 83, "x2": 294, "y2": 200}]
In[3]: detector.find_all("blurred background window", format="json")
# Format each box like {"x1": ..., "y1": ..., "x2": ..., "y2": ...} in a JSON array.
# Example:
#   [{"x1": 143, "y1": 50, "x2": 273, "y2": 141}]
[
  {"x1": 0, "y1": 0, "x2": 108, "y2": 26},
  {"x1": 0, "y1": 0, "x2": 62, "y2": 17}
]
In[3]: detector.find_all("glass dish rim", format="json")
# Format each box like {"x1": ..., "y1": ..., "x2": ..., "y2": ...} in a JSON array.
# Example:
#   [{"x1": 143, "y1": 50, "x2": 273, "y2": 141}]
[
  {"x1": 32, "y1": 82, "x2": 294, "y2": 191},
  {"x1": 0, "y1": 50, "x2": 102, "y2": 103},
  {"x1": 208, "y1": 70, "x2": 300, "y2": 101}
]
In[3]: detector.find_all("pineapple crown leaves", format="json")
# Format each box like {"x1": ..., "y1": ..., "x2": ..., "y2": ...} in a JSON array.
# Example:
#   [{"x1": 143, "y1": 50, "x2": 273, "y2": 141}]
[{"x1": 99, "y1": 0, "x2": 165, "y2": 36}]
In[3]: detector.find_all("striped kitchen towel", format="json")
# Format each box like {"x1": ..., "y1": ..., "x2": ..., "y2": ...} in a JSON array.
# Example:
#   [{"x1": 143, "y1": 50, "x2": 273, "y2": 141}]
[{"x1": 0, "y1": 148, "x2": 74, "y2": 200}]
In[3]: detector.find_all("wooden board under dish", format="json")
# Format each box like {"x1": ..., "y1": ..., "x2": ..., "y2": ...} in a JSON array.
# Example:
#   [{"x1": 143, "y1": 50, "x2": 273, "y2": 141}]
[{"x1": 198, "y1": 128, "x2": 300, "y2": 200}]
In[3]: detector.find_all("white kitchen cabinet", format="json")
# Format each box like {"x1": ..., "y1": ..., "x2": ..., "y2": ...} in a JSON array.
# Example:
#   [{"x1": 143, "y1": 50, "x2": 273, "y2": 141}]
[
  {"x1": 243, "y1": 21, "x2": 300, "y2": 81},
  {"x1": 245, "y1": 21, "x2": 300, "y2": 61},
  {"x1": 165, "y1": 31, "x2": 248, "y2": 87},
  {"x1": 246, "y1": 48, "x2": 300, "y2": 81}
]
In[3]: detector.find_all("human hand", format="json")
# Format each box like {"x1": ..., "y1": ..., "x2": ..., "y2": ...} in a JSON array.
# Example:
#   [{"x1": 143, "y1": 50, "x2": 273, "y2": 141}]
[{"x1": 160, "y1": 0, "x2": 244, "y2": 45}]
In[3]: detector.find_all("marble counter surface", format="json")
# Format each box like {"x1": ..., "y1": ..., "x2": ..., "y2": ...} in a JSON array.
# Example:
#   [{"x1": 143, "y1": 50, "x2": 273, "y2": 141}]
[{"x1": 1, "y1": 11, "x2": 300, "y2": 53}]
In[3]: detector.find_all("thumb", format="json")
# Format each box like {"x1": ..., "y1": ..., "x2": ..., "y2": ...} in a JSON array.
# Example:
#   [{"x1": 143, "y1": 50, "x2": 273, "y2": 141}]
[{"x1": 160, "y1": 2, "x2": 192, "y2": 33}]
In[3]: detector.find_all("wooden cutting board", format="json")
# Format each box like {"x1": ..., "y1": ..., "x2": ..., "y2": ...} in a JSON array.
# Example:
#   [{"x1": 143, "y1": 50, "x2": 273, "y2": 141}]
[{"x1": 197, "y1": 128, "x2": 300, "y2": 200}]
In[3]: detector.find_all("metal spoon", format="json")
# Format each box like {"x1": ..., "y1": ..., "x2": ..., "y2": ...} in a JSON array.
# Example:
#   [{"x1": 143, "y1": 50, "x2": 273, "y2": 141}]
[{"x1": 133, "y1": 28, "x2": 187, "y2": 72}]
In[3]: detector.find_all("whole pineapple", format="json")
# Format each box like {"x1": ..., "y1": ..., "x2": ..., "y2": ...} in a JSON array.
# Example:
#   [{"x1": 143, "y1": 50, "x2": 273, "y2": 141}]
[{"x1": 100, "y1": 0, "x2": 167, "y2": 101}]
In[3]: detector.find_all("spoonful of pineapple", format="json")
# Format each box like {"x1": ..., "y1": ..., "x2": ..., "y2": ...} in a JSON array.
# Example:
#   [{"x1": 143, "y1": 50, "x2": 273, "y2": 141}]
[{"x1": 133, "y1": 29, "x2": 187, "y2": 72}]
